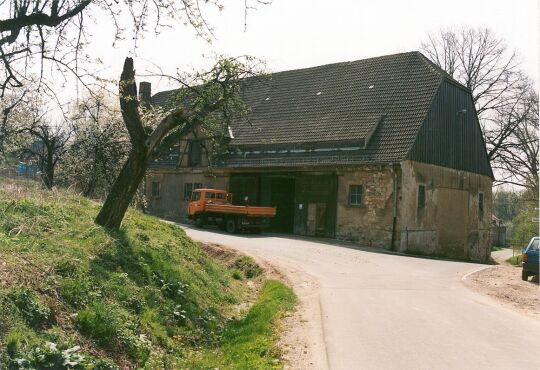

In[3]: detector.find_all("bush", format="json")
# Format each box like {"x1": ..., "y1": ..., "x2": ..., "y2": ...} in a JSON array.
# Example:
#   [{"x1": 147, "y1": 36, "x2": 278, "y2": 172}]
[
  {"x1": 59, "y1": 278, "x2": 95, "y2": 308},
  {"x1": 510, "y1": 205, "x2": 538, "y2": 248},
  {"x1": 7, "y1": 340, "x2": 119, "y2": 369},
  {"x1": 7, "y1": 289, "x2": 52, "y2": 329},
  {"x1": 76, "y1": 303, "x2": 150, "y2": 364},
  {"x1": 54, "y1": 258, "x2": 83, "y2": 278},
  {"x1": 232, "y1": 256, "x2": 262, "y2": 279},
  {"x1": 231, "y1": 269, "x2": 243, "y2": 280},
  {"x1": 76, "y1": 303, "x2": 119, "y2": 346}
]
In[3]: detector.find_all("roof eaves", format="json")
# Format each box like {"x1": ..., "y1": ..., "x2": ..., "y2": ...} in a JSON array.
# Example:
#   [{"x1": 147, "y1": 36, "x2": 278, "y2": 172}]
[
  {"x1": 441, "y1": 76, "x2": 472, "y2": 94},
  {"x1": 414, "y1": 51, "x2": 470, "y2": 91},
  {"x1": 403, "y1": 61, "x2": 445, "y2": 161}
]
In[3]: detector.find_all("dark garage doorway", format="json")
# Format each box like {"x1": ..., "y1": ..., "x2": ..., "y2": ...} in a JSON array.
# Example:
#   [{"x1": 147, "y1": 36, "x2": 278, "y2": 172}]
[
  {"x1": 268, "y1": 177, "x2": 295, "y2": 233},
  {"x1": 229, "y1": 172, "x2": 336, "y2": 237}
]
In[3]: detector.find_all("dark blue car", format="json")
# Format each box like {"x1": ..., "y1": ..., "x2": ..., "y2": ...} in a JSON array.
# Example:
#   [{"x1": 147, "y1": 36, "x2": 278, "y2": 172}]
[{"x1": 522, "y1": 237, "x2": 539, "y2": 281}]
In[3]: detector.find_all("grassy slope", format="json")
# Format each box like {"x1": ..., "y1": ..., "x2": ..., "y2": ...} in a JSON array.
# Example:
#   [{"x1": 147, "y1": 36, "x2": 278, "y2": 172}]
[
  {"x1": 0, "y1": 178, "x2": 295, "y2": 369},
  {"x1": 506, "y1": 255, "x2": 522, "y2": 266}
]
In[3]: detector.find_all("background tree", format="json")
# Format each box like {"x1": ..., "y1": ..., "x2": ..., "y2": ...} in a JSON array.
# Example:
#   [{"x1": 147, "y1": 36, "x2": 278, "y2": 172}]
[
  {"x1": 421, "y1": 28, "x2": 522, "y2": 118},
  {"x1": 492, "y1": 189, "x2": 523, "y2": 222},
  {"x1": 507, "y1": 186, "x2": 539, "y2": 249},
  {"x1": 60, "y1": 93, "x2": 129, "y2": 197},
  {"x1": 492, "y1": 88, "x2": 539, "y2": 195},
  {"x1": 0, "y1": 1, "x2": 267, "y2": 102},
  {"x1": 421, "y1": 27, "x2": 537, "y2": 190},
  {"x1": 0, "y1": 90, "x2": 26, "y2": 159},
  {"x1": 15, "y1": 108, "x2": 73, "y2": 189}
]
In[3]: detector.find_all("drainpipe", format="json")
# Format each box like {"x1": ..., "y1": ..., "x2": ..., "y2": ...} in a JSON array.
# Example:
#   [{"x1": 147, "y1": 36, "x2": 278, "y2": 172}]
[{"x1": 390, "y1": 164, "x2": 399, "y2": 251}]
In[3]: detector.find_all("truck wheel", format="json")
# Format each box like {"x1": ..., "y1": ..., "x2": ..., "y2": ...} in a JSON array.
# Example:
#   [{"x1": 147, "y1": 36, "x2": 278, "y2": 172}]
[
  {"x1": 194, "y1": 215, "x2": 205, "y2": 228},
  {"x1": 522, "y1": 270, "x2": 528, "y2": 281},
  {"x1": 225, "y1": 218, "x2": 237, "y2": 234}
]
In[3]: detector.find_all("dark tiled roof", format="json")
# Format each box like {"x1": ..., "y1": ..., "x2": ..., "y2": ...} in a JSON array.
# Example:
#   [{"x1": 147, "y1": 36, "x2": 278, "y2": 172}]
[{"x1": 152, "y1": 51, "x2": 461, "y2": 168}]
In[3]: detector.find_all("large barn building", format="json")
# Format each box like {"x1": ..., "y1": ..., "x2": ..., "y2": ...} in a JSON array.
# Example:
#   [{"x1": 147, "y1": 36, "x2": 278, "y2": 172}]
[{"x1": 145, "y1": 51, "x2": 493, "y2": 262}]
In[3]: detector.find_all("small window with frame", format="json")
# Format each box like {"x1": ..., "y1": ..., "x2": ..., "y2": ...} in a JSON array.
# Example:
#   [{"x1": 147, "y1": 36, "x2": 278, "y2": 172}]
[
  {"x1": 417, "y1": 184, "x2": 426, "y2": 211},
  {"x1": 348, "y1": 185, "x2": 363, "y2": 206},
  {"x1": 184, "y1": 182, "x2": 203, "y2": 200},
  {"x1": 478, "y1": 192, "x2": 484, "y2": 219},
  {"x1": 188, "y1": 140, "x2": 202, "y2": 167},
  {"x1": 467, "y1": 192, "x2": 471, "y2": 216},
  {"x1": 151, "y1": 181, "x2": 160, "y2": 197},
  {"x1": 184, "y1": 183, "x2": 193, "y2": 200}
]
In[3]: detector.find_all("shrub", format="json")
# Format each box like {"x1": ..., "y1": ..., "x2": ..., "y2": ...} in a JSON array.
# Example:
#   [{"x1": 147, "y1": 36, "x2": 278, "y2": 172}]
[
  {"x1": 126, "y1": 296, "x2": 144, "y2": 313},
  {"x1": 7, "y1": 289, "x2": 52, "y2": 329},
  {"x1": 59, "y1": 278, "x2": 95, "y2": 308},
  {"x1": 54, "y1": 258, "x2": 83, "y2": 278},
  {"x1": 232, "y1": 256, "x2": 262, "y2": 279},
  {"x1": 232, "y1": 270, "x2": 243, "y2": 280},
  {"x1": 7, "y1": 340, "x2": 119, "y2": 369},
  {"x1": 76, "y1": 303, "x2": 150, "y2": 364},
  {"x1": 76, "y1": 303, "x2": 119, "y2": 346}
]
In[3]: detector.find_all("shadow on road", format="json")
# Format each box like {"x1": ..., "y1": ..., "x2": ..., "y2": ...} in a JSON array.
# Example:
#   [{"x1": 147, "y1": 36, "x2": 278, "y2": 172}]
[{"x1": 172, "y1": 220, "x2": 485, "y2": 265}]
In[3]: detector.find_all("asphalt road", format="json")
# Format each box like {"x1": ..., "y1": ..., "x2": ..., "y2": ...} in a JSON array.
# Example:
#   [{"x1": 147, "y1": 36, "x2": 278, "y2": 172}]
[{"x1": 180, "y1": 224, "x2": 540, "y2": 370}]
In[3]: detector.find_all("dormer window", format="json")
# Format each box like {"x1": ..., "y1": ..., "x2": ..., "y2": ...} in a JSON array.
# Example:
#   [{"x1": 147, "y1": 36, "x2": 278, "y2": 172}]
[{"x1": 188, "y1": 140, "x2": 202, "y2": 167}]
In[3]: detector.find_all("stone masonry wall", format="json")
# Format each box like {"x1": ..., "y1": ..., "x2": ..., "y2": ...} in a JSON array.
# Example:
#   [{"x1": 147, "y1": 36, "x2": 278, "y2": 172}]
[{"x1": 336, "y1": 166, "x2": 396, "y2": 248}]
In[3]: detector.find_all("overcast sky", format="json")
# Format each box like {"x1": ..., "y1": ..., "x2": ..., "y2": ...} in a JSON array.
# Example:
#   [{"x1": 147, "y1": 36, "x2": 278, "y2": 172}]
[{"x1": 88, "y1": 0, "x2": 537, "y2": 94}]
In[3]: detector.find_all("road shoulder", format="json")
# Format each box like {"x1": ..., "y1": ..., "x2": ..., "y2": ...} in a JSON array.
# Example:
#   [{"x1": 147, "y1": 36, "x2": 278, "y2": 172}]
[{"x1": 462, "y1": 263, "x2": 540, "y2": 320}]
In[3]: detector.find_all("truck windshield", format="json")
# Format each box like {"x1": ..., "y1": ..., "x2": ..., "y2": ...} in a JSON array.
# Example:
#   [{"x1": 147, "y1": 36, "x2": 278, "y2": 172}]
[{"x1": 192, "y1": 192, "x2": 201, "y2": 201}]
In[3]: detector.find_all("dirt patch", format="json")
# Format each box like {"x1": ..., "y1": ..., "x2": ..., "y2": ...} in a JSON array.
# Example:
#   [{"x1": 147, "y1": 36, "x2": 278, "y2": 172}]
[
  {"x1": 464, "y1": 264, "x2": 540, "y2": 319},
  {"x1": 0, "y1": 253, "x2": 52, "y2": 289}
]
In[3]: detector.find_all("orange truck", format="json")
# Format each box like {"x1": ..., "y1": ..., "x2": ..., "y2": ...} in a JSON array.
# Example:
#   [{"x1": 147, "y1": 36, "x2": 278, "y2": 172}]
[{"x1": 187, "y1": 189, "x2": 277, "y2": 233}]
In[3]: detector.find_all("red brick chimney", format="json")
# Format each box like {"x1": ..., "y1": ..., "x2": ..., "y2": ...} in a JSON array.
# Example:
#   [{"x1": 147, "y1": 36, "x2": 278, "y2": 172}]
[{"x1": 139, "y1": 81, "x2": 151, "y2": 104}]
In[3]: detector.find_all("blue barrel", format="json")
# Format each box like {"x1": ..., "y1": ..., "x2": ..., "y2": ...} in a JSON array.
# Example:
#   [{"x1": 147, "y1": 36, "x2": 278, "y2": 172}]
[{"x1": 17, "y1": 162, "x2": 27, "y2": 175}]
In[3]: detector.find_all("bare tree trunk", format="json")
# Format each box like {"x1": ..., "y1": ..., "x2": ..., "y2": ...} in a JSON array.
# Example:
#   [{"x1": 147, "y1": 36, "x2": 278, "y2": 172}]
[
  {"x1": 42, "y1": 150, "x2": 55, "y2": 189},
  {"x1": 94, "y1": 148, "x2": 149, "y2": 229},
  {"x1": 43, "y1": 163, "x2": 54, "y2": 189}
]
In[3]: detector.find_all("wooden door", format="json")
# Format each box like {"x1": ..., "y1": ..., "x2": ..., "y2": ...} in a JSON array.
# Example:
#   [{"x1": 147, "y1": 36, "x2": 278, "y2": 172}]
[{"x1": 315, "y1": 203, "x2": 327, "y2": 236}]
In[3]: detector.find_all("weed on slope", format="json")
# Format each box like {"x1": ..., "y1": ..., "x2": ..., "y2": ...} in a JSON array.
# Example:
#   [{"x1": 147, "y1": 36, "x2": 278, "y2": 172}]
[{"x1": 0, "y1": 178, "x2": 295, "y2": 369}]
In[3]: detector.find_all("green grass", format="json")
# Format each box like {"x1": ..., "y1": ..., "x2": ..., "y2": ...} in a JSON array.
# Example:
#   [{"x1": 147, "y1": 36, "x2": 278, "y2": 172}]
[
  {"x1": 178, "y1": 280, "x2": 296, "y2": 369},
  {"x1": 0, "y1": 177, "x2": 296, "y2": 369},
  {"x1": 506, "y1": 255, "x2": 523, "y2": 266}
]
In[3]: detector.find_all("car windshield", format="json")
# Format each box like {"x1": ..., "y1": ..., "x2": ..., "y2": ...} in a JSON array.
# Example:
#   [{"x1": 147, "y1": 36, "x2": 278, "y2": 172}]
[{"x1": 528, "y1": 238, "x2": 539, "y2": 251}]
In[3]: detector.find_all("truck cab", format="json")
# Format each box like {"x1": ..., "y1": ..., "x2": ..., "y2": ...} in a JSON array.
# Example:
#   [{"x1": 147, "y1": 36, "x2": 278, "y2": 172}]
[{"x1": 188, "y1": 189, "x2": 231, "y2": 215}]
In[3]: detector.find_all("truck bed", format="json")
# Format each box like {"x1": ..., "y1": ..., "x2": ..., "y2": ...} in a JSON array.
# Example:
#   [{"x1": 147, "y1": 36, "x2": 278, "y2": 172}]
[{"x1": 204, "y1": 203, "x2": 276, "y2": 217}]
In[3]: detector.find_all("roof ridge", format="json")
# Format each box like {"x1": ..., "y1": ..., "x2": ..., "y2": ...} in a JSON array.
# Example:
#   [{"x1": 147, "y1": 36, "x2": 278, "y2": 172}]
[
  {"x1": 251, "y1": 51, "x2": 425, "y2": 79},
  {"x1": 151, "y1": 51, "x2": 435, "y2": 100}
]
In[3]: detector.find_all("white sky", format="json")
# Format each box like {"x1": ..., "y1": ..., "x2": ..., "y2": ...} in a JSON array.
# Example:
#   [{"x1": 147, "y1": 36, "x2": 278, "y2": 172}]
[{"x1": 85, "y1": 0, "x2": 539, "y2": 95}]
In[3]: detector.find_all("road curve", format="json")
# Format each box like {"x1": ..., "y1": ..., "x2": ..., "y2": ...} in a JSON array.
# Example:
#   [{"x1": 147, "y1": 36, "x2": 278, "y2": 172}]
[{"x1": 180, "y1": 224, "x2": 540, "y2": 370}]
